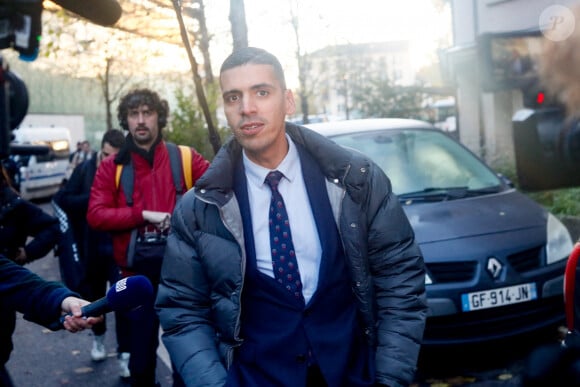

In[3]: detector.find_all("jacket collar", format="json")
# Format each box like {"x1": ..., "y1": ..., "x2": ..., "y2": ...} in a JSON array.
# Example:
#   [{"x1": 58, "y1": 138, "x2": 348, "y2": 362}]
[{"x1": 195, "y1": 122, "x2": 365, "y2": 197}]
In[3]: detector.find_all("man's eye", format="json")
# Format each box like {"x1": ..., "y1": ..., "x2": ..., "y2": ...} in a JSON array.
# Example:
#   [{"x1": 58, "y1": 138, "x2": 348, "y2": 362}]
[
  {"x1": 257, "y1": 90, "x2": 269, "y2": 97},
  {"x1": 226, "y1": 95, "x2": 239, "y2": 103}
]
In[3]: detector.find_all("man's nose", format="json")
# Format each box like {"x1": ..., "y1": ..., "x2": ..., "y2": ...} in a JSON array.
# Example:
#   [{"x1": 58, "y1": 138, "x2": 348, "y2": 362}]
[
  {"x1": 240, "y1": 95, "x2": 257, "y2": 115},
  {"x1": 137, "y1": 112, "x2": 146, "y2": 122}
]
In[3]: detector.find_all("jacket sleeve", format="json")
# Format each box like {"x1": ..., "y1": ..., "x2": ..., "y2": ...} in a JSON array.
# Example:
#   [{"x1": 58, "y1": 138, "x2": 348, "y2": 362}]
[
  {"x1": 0, "y1": 256, "x2": 76, "y2": 327},
  {"x1": 366, "y1": 164, "x2": 428, "y2": 387},
  {"x1": 156, "y1": 193, "x2": 228, "y2": 387},
  {"x1": 87, "y1": 157, "x2": 143, "y2": 231},
  {"x1": 20, "y1": 201, "x2": 60, "y2": 262}
]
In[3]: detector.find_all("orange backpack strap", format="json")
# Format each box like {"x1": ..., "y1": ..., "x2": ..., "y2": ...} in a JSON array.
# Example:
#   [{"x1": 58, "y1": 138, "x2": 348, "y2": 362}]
[
  {"x1": 115, "y1": 164, "x2": 123, "y2": 190},
  {"x1": 178, "y1": 145, "x2": 193, "y2": 190},
  {"x1": 115, "y1": 143, "x2": 191, "y2": 206}
]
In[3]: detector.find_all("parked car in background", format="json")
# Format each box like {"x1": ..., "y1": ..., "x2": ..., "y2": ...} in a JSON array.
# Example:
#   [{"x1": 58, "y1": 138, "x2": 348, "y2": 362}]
[
  {"x1": 305, "y1": 118, "x2": 574, "y2": 345},
  {"x1": 10, "y1": 127, "x2": 71, "y2": 200}
]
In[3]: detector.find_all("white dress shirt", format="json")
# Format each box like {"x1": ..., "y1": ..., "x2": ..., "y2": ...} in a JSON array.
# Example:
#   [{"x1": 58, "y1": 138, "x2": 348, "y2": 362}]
[{"x1": 243, "y1": 136, "x2": 321, "y2": 304}]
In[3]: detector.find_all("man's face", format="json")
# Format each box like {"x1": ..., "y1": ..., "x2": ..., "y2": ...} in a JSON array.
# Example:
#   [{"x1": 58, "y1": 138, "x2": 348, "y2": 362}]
[
  {"x1": 99, "y1": 142, "x2": 120, "y2": 163},
  {"x1": 101, "y1": 142, "x2": 120, "y2": 158},
  {"x1": 126, "y1": 104, "x2": 159, "y2": 151},
  {"x1": 220, "y1": 63, "x2": 295, "y2": 169}
]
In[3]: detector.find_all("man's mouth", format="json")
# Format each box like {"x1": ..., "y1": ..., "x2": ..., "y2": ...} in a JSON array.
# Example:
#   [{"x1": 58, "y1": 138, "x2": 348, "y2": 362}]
[{"x1": 240, "y1": 122, "x2": 262, "y2": 134}]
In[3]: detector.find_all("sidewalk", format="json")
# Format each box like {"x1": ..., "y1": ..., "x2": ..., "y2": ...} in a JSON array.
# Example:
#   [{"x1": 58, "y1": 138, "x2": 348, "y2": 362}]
[{"x1": 6, "y1": 251, "x2": 173, "y2": 387}]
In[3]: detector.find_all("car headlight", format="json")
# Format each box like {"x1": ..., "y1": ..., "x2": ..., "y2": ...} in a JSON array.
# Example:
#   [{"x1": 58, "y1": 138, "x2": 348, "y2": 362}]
[{"x1": 546, "y1": 212, "x2": 574, "y2": 265}]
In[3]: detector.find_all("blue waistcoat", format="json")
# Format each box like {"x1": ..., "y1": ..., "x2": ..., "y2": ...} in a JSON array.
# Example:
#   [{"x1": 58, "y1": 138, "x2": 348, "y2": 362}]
[{"x1": 227, "y1": 145, "x2": 374, "y2": 387}]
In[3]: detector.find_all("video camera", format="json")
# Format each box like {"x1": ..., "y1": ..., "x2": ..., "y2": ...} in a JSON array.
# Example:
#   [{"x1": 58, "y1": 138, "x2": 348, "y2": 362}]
[{"x1": 0, "y1": 0, "x2": 122, "y2": 159}]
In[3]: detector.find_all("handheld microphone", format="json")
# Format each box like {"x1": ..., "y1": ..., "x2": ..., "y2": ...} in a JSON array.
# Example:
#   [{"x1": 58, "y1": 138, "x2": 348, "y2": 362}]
[{"x1": 49, "y1": 275, "x2": 154, "y2": 330}]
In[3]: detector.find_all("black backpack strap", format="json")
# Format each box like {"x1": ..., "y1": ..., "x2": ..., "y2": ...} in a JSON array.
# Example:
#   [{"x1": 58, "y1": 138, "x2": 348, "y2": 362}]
[
  {"x1": 119, "y1": 161, "x2": 134, "y2": 207},
  {"x1": 119, "y1": 143, "x2": 184, "y2": 207},
  {"x1": 166, "y1": 142, "x2": 185, "y2": 195}
]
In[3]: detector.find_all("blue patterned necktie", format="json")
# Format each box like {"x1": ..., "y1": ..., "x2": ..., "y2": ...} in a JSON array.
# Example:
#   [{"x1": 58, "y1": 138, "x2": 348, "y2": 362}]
[{"x1": 265, "y1": 170, "x2": 304, "y2": 301}]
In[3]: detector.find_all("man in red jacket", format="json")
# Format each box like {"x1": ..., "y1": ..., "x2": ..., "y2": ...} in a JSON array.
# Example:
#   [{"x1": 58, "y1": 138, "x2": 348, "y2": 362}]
[{"x1": 87, "y1": 88, "x2": 209, "y2": 387}]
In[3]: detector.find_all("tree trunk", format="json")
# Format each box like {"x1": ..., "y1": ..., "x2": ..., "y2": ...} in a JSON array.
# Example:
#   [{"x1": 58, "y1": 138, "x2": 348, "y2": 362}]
[
  {"x1": 229, "y1": 0, "x2": 248, "y2": 51},
  {"x1": 195, "y1": 0, "x2": 214, "y2": 83},
  {"x1": 103, "y1": 58, "x2": 113, "y2": 131},
  {"x1": 172, "y1": 0, "x2": 222, "y2": 155}
]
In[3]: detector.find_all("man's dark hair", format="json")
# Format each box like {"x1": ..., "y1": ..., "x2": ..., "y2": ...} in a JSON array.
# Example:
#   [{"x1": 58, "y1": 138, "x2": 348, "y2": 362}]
[
  {"x1": 117, "y1": 88, "x2": 169, "y2": 131},
  {"x1": 101, "y1": 129, "x2": 126, "y2": 149},
  {"x1": 220, "y1": 47, "x2": 287, "y2": 89}
]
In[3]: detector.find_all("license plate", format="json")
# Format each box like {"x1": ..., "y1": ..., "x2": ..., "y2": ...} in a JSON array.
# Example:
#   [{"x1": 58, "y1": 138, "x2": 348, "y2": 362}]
[{"x1": 461, "y1": 283, "x2": 537, "y2": 312}]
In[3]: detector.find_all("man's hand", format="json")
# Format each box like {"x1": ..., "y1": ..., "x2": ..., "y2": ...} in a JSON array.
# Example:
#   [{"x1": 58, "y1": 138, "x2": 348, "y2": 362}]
[
  {"x1": 60, "y1": 297, "x2": 103, "y2": 333},
  {"x1": 142, "y1": 210, "x2": 171, "y2": 232}
]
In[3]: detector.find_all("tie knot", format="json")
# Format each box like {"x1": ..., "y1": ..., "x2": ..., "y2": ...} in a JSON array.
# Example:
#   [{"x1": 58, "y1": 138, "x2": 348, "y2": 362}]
[{"x1": 265, "y1": 170, "x2": 284, "y2": 191}]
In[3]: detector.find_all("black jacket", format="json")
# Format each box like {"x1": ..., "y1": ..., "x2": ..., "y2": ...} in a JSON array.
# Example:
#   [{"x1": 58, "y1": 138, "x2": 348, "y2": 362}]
[
  {"x1": 0, "y1": 186, "x2": 59, "y2": 262},
  {"x1": 54, "y1": 157, "x2": 115, "y2": 295}
]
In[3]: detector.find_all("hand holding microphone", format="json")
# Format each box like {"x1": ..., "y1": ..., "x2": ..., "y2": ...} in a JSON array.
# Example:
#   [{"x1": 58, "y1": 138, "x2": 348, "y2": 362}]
[
  {"x1": 49, "y1": 275, "x2": 154, "y2": 331},
  {"x1": 59, "y1": 297, "x2": 101, "y2": 333}
]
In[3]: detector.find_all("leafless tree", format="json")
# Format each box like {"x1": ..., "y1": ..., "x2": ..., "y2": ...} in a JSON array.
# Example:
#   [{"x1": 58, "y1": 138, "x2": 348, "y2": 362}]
[
  {"x1": 99, "y1": 57, "x2": 133, "y2": 130},
  {"x1": 229, "y1": 0, "x2": 248, "y2": 51},
  {"x1": 289, "y1": 3, "x2": 310, "y2": 123},
  {"x1": 173, "y1": 0, "x2": 222, "y2": 154}
]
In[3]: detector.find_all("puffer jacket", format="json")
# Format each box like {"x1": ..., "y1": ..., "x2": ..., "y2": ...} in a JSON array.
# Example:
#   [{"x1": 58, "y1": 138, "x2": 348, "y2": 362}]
[
  {"x1": 156, "y1": 123, "x2": 428, "y2": 387},
  {"x1": 87, "y1": 140, "x2": 209, "y2": 271}
]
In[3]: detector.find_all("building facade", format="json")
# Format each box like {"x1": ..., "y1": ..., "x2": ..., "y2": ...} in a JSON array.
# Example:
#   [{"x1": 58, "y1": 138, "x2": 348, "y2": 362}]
[
  {"x1": 443, "y1": 0, "x2": 578, "y2": 165},
  {"x1": 306, "y1": 41, "x2": 415, "y2": 121}
]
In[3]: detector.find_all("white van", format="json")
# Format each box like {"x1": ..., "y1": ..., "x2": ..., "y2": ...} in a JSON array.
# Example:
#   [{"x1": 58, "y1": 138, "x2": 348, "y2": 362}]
[{"x1": 9, "y1": 127, "x2": 72, "y2": 200}]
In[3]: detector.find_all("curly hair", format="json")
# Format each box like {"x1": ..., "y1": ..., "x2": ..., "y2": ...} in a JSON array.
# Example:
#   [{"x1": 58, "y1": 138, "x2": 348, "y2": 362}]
[
  {"x1": 117, "y1": 88, "x2": 169, "y2": 131},
  {"x1": 539, "y1": 4, "x2": 580, "y2": 117}
]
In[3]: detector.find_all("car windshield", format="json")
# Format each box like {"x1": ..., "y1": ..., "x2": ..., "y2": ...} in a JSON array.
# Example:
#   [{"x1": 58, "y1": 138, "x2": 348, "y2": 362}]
[{"x1": 329, "y1": 129, "x2": 502, "y2": 200}]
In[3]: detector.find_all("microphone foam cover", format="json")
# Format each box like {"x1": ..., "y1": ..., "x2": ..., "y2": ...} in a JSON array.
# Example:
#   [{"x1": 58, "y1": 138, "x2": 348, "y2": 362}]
[{"x1": 106, "y1": 275, "x2": 154, "y2": 311}]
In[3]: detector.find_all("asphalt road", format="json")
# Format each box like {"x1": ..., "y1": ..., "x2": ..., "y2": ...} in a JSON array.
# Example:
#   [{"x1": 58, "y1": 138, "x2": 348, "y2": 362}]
[{"x1": 5, "y1": 200, "x2": 567, "y2": 387}]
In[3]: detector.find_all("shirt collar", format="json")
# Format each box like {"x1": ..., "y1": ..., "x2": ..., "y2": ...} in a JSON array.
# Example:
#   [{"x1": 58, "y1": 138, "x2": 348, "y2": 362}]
[{"x1": 243, "y1": 134, "x2": 299, "y2": 188}]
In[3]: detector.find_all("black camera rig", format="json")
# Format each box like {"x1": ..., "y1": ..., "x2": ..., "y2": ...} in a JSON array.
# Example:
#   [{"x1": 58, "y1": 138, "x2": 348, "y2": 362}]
[{"x1": 0, "y1": 0, "x2": 121, "y2": 160}]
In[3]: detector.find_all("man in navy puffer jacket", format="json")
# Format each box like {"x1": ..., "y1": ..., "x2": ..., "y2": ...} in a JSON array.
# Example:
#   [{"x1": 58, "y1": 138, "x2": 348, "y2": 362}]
[{"x1": 157, "y1": 47, "x2": 428, "y2": 387}]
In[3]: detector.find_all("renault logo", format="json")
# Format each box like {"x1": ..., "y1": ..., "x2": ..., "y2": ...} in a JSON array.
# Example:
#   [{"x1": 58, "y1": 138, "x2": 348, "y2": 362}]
[{"x1": 486, "y1": 257, "x2": 503, "y2": 279}]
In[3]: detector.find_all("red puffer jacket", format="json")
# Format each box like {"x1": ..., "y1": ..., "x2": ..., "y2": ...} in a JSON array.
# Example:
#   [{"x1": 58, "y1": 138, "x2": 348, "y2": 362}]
[{"x1": 87, "y1": 141, "x2": 209, "y2": 273}]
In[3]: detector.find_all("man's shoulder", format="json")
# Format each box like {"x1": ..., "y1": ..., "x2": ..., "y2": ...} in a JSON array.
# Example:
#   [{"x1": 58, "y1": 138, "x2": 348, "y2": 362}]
[
  {"x1": 93, "y1": 155, "x2": 118, "y2": 183},
  {"x1": 99, "y1": 154, "x2": 118, "y2": 169}
]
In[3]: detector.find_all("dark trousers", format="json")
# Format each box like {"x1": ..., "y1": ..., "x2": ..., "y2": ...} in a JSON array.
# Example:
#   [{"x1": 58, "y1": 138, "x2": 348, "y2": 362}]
[
  {"x1": 114, "y1": 309, "x2": 131, "y2": 354},
  {"x1": 122, "y1": 283, "x2": 160, "y2": 387},
  {"x1": 0, "y1": 365, "x2": 13, "y2": 387},
  {"x1": 307, "y1": 365, "x2": 328, "y2": 387},
  {"x1": 86, "y1": 255, "x2": 118, "y2": 337},
  {"x1": 109, "y1": 268, "x2": 131, "y2": 353},
  {"x1": 0, "y1": 310, "x2": 15, "y2": 369}
]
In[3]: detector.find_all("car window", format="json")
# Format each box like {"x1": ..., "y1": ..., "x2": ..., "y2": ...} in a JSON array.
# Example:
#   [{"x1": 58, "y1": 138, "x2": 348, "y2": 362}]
[{"x1": 329, "y1": 129, "x2": 501, "y2": 195}]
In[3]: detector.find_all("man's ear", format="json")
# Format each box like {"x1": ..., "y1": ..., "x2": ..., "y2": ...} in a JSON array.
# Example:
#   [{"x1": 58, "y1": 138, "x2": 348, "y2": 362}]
[{"x1": 285, "y1": 89, "x2": 296, "y2": 116}]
